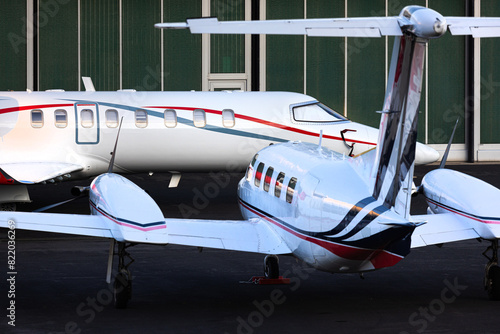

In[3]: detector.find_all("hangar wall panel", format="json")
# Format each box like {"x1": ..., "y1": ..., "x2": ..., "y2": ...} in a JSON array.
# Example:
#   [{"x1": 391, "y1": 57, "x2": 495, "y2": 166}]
[
  {"x1": 427, "y1": 0, "x2": 465, "y2": 144},
  {"x1": 306, "y1": 0, "x2": 345, "y2": 115},
  {"x1": 1, "y1": 2, "x2": 27, "y2": 91},
  {"x1": 345, "y1": 0, "x2": 385, "y2": 128},
  {"x1": 163, "y1": 0, "x2": 202, "y2": 91},
  {"x1": 122, "y1": 0, "x2": 161, "y2": 91},
  {"x1": 480, "y1": 1, "x2": 500, "y2": 144},
  {"x1": 39, "y1": 0, "x2": 78, "y2": 91},
  {"x1": 266, "y1": 0, "x2": 304, "y2": 93},
  {"x1": 80, "y1": 0, "x2": 120, "y2": 91}
]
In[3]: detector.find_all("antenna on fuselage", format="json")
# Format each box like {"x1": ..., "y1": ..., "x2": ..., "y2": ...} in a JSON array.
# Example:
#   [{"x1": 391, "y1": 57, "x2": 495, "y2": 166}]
[
  {"x1": 439, "y1": 118, "x2": 460, "y2": 169},
  {"x1": 317, "y1": 130, "x2": 324, "y2": 151},
  {"x1": 108, "y1": 117, "x2": 124, "y2": 174}
]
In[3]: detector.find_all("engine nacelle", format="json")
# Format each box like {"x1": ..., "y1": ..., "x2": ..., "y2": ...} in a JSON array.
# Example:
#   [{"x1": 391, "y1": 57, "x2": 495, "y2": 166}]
[
  {"x1": 422, "y1": 169, "x2": 500, "y2": 227},
  {"x1": 399, "y1": 6, "x2": 447, "y2": 39}
]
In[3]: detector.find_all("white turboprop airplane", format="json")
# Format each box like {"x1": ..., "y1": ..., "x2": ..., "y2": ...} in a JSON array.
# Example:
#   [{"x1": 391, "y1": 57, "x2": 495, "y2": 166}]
[
  {"x1": 0, "y1": 89, "x2": 438, "y2": 209},
  {"x1": 2, "y1": 6, "x2": 500, "y2": 308}
]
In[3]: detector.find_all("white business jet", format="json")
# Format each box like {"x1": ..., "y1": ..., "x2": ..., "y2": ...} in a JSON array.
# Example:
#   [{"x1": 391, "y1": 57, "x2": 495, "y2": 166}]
[
  {"x1": 2, "y1": 6, "x2": 500, "y2": 308},
  {"x1": 0, "y1": 59, "x2": 440, "y2": 208}
]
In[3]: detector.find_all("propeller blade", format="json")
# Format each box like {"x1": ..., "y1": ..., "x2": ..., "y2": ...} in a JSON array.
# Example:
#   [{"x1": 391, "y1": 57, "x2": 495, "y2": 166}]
[
  {"x1": 33, "y1": 196, "x2": 84, "y2": 213},
  {"x1": 108, "y1": 117, "x2": 124, "y2": 174}
]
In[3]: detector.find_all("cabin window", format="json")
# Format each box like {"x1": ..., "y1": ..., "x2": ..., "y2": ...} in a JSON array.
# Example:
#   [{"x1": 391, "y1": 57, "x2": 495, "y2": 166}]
[
  {"x1": 275, "y1": 172, "x2": 285, "y2": 198},
  {"x1": 135, "y1": 109, "x2": 148, "y2": 128},
  {"x1": 105, "y1": 109, "x2": 119, "y2": 128},
  {"x1": 254, "y1": 162, "x2": 265, "y2": 188},
  {"x1": 263, "y1": 167, "x2": 274, "y2": 192},
  {"x1": 193, "y1": 109, "x2": 206, "y2": 128},
  {"x1": 286, "y1": 177, "x2": 297, "y2": 204},
  {"x1": 54, "y1": 109, "x2": 67, "y2": 128},
  {"x1": 80, "y1": 109, "x2": 94, "y2": 128},
  {"x1": 31, "y1": 110, "x2": 44, "y2": 128},
  {"x1": 292, "y1": 102, "x2": 347, "y2": 123},
  {"x1": 164, "y1": 109, "x2": 177, "y2": 128},
  {"x1": 222, "y1": 109, "x2": 235, "y2": 128}
]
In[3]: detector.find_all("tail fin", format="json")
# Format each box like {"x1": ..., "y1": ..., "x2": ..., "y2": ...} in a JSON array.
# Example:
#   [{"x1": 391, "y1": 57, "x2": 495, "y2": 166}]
[{"x1": 371, "y1": 34, "x2": 426, "y2": 218}]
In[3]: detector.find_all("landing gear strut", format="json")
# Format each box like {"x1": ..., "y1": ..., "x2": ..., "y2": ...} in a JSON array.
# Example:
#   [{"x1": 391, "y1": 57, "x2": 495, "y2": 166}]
[
  {"x1": 114, "y1": 242, "x2": 135, "y2": 309},
  {"x1": 483, "y1": 240, "x2": 500, "y2": 300},
  {"x1": 264, "y1": 255, "x2": 279, "y2": 279}
]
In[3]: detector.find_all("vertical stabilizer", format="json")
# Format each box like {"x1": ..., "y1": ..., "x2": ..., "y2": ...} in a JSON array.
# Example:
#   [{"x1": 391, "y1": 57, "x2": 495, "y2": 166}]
[{"x1": 371, "y1": 34, "x2": 426, "y2": 218}]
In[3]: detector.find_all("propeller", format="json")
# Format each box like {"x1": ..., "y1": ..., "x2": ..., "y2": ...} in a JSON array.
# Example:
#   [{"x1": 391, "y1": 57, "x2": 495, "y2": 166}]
[{"x1": 33, "y1": 117, "x2": 124, "y2": 213}]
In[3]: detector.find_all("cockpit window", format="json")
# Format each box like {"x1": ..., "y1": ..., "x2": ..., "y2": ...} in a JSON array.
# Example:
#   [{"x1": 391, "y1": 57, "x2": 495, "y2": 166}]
[{"x1": 292, "y1": 102, "x2": 347, "y2": 123}]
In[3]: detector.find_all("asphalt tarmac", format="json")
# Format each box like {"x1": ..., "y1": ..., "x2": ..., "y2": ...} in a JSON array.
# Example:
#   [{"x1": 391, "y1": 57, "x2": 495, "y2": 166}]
[{"x1": 2, "y1": 163, "x2": 500, "y2": 334}]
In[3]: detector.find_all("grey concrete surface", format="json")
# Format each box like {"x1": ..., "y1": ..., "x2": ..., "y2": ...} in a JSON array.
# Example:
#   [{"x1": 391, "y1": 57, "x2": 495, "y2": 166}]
[{"x1": 1, "y1": 163, "x2": 500, "y2": 333}]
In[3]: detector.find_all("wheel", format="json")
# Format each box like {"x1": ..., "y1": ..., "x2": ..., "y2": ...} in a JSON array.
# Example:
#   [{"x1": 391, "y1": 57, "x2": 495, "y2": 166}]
[
  {"x1": 486, "y1": 265, "x2": 500, "y2": 300},
  {"x1": 114, "y1": 271, "x2": 132, "y2": 309},
  {"x1": 264, "y1": 255, "x2": 279, "y2": 279}
]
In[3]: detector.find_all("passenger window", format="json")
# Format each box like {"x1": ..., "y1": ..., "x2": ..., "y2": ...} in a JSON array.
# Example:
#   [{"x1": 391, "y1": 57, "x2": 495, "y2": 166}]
[
  {"x1": 106, "y1": 109, "x2": 119, "y2": 128},
  {"x1": 275, "y1": 172, "x2": 285, "y2": 198},
  {"x1": 286, "y1": 177, "x2": 297, "y2": 204},
  {"x1": 193, "y1": 109, "x2": 206, "y2": 128},
  {"x1": 164, "y1": 109, "x2": 177, "y2": 128},
  {"x1": 263, "y1": 167, "x2": 274, "y2": 192},
  {"x1": 80, "y1": 109, "x2": 94, "y2": 128},
  {"x1": 222, "y1": 109, "x2": 235, "y2": 128},
  {"x1": 254, "y1": 162, "x2": 265, "y2": 188},
  {"x1": 135, "y1": 109, "x2": 148, "y2": 128},
  {"x1": 54, "y1": 109, "x2": 67, "y2": 128},
  {"x1": 31, "y1": 110, "x2": 44, "y2": 128}
]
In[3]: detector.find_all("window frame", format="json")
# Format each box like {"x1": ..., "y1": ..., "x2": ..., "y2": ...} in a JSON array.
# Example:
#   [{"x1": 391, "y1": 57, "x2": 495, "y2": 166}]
[
  {"x1": 263, "y1": 166, "x2": 274, "y2": 192},
  {"x1": 105, "y1": 109, "x2": 119, "y2": 128},
  {"x1": 135, "y1": 109, "x2": 148, "y2": 128},
  {"x1": 54, "y1": 109, "x2": 67, "y2": 128},
  {"x1": 222, "y1": 109, "x2": 235, "y2": 128},
  {"x1": 275, "y1": 172, "x2": 285, "y2": 198},
  {"x1": 164, "y1": 109, "x2": 177, "y2": 128},
  {"x1": 286, "y1": 177, "x2": 297, "y2": 204},
  {"x1": 31, "y1": 109, "x2": 44, "y2": 128},
  {"x1": 193, "y1": 109, "x2": 206, "y2": 128},
  {"x1": 254, "y1": 162, "x2": 265, "y2": 188},
  {"x1": 80, "y1": 109, "x2": 94, "y2": 128}
]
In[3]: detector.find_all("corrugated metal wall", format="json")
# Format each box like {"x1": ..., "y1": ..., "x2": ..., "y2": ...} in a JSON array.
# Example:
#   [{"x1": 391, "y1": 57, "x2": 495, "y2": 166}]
[{"x1": 1, "y1": 0, "x2": 500, "y2": 156}]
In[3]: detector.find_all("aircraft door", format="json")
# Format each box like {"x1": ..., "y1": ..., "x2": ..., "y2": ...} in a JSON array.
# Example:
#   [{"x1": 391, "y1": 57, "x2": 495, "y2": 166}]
[{"x1": 75, "y1": 103, "x2": 100, "y2": 144}]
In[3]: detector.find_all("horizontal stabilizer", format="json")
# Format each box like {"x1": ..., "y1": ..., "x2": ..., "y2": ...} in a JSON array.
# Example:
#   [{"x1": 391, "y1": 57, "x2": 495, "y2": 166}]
[
  {"x1": 155, "y1": 17, "x2": 403, "y2": 37},
  {"x1": 410, "y1": 213, "x2": 480, "y2": 248},
  {"x1": 0, "y1": 162, "x2": 84, "y2": 184},
  {"x1": 446, "y1": 17, "x2": 500, "y2": 37}
]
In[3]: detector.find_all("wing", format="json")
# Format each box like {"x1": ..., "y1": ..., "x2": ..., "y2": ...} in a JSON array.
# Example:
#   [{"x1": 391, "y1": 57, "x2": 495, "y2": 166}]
[
  {"x1": 155, "y1": 17, "x2": 403, "y2": 37},
  {"x1": 410, "y1": 213, "x2": 481, "y2": 248},
  {"x1": 446, "y1": 17, "x2": 500, "y2": 37},
  {"x1": 0, "y1": 211, "x2": 113, "y2": 238},
  {"x1": 165, "y1": 218, "x2": 291, "y2": 255},
  {"x1": 0, "y1": 162, "x2": 84, "y2": 184}
]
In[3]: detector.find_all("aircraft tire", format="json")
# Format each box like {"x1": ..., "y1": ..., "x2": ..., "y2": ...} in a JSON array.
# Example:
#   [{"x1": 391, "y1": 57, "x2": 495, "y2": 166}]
[
  {"x1": 264, "y1": 255, "x2": 279, "y2": 279},
  {"x1": 114, "y1": 271, "x2": 132, "y2": 309},
  {"x1": 487, "y1": 265, "x2": 500, "y2": 300}
]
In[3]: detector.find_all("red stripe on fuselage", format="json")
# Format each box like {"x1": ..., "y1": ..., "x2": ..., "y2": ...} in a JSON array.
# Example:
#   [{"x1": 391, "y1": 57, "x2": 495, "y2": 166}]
[
  {"x1": 145, "y1": 105, "x2": 376, "y2": 146},
  {"x1": 238, "y1": 199, "x2": 402, "y2": 269},
  {"x1": 0, "y1": 104, "x2": 74, "y2": 115}
]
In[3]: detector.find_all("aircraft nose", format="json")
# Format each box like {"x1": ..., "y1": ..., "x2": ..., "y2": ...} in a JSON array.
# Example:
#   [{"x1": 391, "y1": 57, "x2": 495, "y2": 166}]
[{"x1": 415, "y1": 142, "x2": 440, "y2": 165}]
